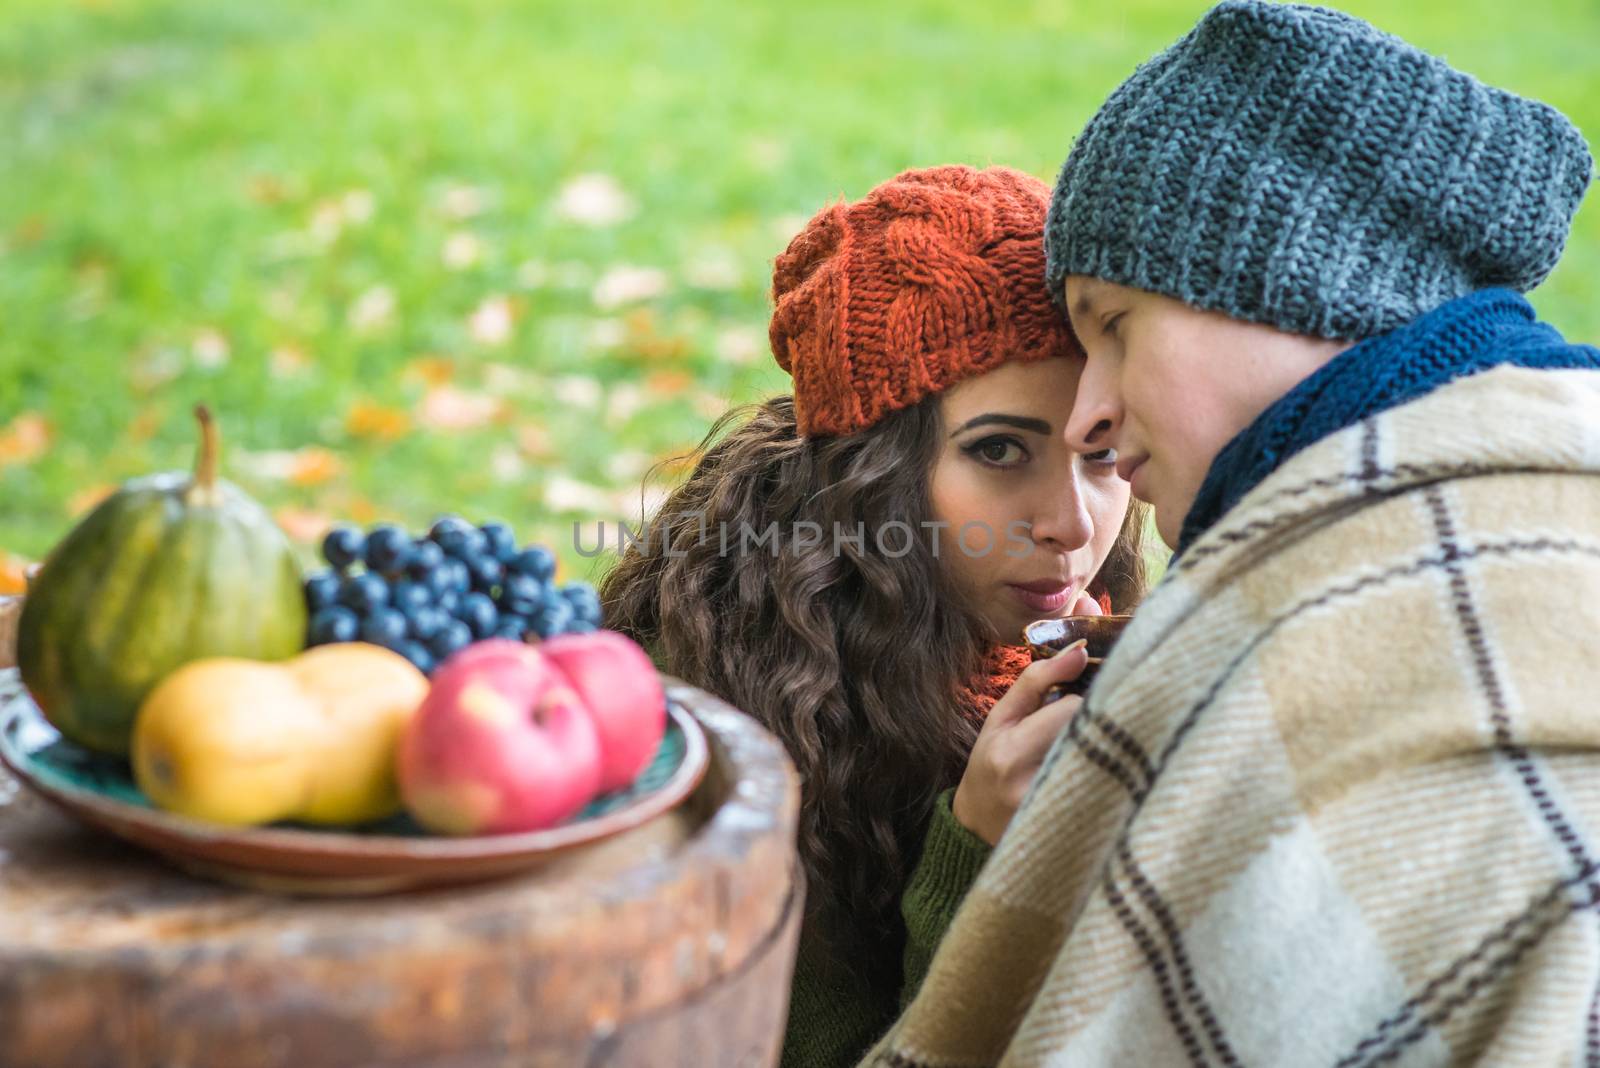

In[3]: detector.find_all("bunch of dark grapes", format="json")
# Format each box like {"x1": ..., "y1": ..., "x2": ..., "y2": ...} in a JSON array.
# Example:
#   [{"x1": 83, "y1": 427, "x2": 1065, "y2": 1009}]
[{"x1": 302, "y1": 517, "x2": 603, "y2": 675}]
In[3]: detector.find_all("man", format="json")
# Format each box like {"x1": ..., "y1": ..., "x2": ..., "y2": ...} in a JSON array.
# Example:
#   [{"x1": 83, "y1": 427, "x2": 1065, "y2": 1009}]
[{"x1": 862, "y1": 2, "x2": 1600, "y2": 1064}]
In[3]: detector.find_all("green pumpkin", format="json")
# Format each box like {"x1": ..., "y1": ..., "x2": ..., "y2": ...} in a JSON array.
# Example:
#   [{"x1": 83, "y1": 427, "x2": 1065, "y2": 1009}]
[{"x1": 18, "y1": 406, "x2": 307, "y2": 756}]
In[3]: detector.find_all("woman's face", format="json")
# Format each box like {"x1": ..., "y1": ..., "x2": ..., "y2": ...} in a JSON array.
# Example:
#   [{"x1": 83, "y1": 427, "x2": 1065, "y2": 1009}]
[{"x1": 930, "y1": 357, "x2": 1132, "y2": 644}]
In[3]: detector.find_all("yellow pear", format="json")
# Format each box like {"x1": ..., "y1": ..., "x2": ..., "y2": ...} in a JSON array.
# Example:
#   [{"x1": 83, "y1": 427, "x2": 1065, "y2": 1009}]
[{"x1": 132, "y1": 643, "x2": 429, "y2": 827}]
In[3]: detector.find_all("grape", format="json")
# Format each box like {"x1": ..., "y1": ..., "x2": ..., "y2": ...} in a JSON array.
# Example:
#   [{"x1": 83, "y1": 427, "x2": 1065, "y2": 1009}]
[
  {"x1": 428, "y1": 516, "x2": 474, "y2": 557},
  {"x1": 466, "y1": 555, "x2": 504, "y2": 595},
  {"x1": 406, "y1": 539, "x2": 446, "y2": 580},
  {"x1": 459, "y1": 592, "x2": 499, "y2": 638},
  {"x1": 419, "y1": 560, "x2": 454, "y2": 600},
  {"x1": 565, "y1": 619, "x2": 599, "y2": 636},
  {"x1": 309, "y1": 605, "x2": 360, "y2": 645},
  {"x1": 480, "y1": 521, "x2": 518, "y2": 563},
  {"x1": 407, "y1": 606, "x2": 448, "y2": 642},
  {"x1": 337, "y1": 573, "x2": 389, "y2": 614},
  {"x1": 428, "y1": 619, "x2": 473, "y2": 661},
  {"x1": 510, "y1": 545, "x2": 557, "y2": 583},
  {"x1": 321, "y1": 526, "x2": 365, "y2": 571},
  {"x1": 364, "y1": 524, "x2": 413, "y2": 574},
  {"x1": 458, "y1": 527, "x2": 489, "y2": 560},
  {"x1": 493, "y1": 617, "x2": 528, "y2": 640},
  {"x1": 400, "y1": 641, "x2": 435, "y2": 675},
  {"x1": 500, "y1": 573, "x2": 545, "y2": 615},
  {"x1": 445, "y1": 558, "x2": 472, "y2": 594},
  {"x1": 390, "y1": 580, "x2": 432, "y2": 616},
  {"x1": 360, "y1": 607, "x2": 409, "y2": 649},
  {"x1": 436, "y1": 589, "x2": 461, "y2": 616},
  {"x1": 531, "y1": 598, "x2": 575, "y2": 638},
  {"x1": 303, "y1": 569, "x2": 341, "y2": 612},
  {"x1": 561, "y1": 581, "x2": 602, "y2": 625}
]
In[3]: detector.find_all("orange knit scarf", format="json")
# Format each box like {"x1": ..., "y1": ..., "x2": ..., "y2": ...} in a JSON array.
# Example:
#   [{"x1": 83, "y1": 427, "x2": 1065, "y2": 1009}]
[{"x1": 961, "y1": 593, "x2": 1114, "y2": 719}]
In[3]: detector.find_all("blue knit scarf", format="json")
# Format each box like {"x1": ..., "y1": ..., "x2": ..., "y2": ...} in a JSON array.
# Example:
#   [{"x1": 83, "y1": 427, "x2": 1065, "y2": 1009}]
[{"x1": 1177, "y1": 288, "x2": 1600, "y2": 555}]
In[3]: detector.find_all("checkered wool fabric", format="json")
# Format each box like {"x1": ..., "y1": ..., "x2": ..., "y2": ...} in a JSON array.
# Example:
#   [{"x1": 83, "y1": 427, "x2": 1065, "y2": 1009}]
[{"x1": 862, "y1": 366, "x2": 1600, "y2": 1066}]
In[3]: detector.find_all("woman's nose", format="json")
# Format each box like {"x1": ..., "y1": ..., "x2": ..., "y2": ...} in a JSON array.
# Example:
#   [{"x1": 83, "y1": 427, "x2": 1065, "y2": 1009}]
[{"x1": 1030, "y1": 469, "x2": 1095, "y2": 552}]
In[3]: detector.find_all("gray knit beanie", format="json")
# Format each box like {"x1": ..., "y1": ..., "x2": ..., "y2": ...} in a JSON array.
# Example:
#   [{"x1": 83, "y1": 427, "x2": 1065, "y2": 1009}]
[{"x1": 1045, "y1": 0, "x2": 1594, "y2": 340}]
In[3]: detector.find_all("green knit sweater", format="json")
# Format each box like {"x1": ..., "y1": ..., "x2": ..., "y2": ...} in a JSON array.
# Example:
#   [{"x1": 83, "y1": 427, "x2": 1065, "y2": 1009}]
[{"x1": 779, "y1": 787, "x2": 992, "y2": 1068}]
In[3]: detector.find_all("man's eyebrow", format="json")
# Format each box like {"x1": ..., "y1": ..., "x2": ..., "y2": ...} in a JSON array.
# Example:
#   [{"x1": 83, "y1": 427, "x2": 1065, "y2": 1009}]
[
  {"x1": 1069, "y1": 281, "x2": 1102, "y2": 323},
  {"x1": 949, "y1": 414, "x2": 1053, "y2": 437}
]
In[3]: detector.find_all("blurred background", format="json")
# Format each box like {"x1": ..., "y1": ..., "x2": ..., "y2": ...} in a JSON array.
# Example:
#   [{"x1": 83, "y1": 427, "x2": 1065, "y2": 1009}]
[{"x1": 2, "y1": 0, "x2": 1597, "y2": 587}]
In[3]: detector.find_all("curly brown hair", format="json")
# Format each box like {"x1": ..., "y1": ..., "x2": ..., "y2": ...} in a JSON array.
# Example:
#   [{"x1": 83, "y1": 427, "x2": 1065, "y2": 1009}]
[{"x1": 598, "y1": 392, "x2": 1148, "y2": 990}]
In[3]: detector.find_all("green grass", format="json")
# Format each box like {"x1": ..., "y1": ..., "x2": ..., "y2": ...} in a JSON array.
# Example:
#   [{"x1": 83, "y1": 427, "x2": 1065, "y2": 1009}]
[{"x1": 3, "y1": 0, "x2": 1598, "y2": 581}]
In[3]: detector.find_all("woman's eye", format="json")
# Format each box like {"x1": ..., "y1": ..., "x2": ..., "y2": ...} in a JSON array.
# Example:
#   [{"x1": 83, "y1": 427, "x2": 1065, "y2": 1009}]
[
  {"x1": 1086, "y1": 448, "x2": 1118, "y2": 465},
  {"x1": 965, "y1": 437, "x2": 1026, "y2": 466}
]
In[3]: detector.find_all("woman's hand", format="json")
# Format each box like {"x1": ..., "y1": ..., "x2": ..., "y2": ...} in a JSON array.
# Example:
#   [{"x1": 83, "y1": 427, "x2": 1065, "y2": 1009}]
[{"x1": 952, "y1": 641, "x2": 1088, "y2": 846}]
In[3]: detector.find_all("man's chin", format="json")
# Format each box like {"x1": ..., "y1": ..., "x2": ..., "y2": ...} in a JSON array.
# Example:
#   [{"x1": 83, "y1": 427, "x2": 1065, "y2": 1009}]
[{"x1": 1153, "y1": 503, "x2": 1183, "y2": 551}]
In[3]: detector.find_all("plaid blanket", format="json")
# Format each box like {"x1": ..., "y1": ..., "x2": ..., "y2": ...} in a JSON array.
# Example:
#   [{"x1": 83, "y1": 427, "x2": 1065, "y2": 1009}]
[{"x1": 862, "y1": 366, "x2": 1600, "y2": 1067}]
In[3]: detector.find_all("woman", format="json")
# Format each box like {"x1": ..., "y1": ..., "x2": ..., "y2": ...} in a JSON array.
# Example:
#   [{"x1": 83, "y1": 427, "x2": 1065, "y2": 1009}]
[{"x1": 599, "y1": 165, "x2": 1147, "y2": 1067}]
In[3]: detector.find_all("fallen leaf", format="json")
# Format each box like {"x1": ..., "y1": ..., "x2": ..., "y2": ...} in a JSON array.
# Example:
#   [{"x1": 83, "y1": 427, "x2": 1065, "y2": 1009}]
[
  {"x1": 483, "y1": 362, "x2": 543, "y2": 395},
  {"x1": 490, "y1": 444, "x2": 526, "y2": 483},
  {"x1": 644, "y1": 370, "x2": 693, "y2": 396},
  {"x1": 621, "y1": 308, "x2": 692, "y2": 360},
  {"x1": 607, "y1": 382, "x2": 649, "y2": 423},
  {"x1": 692, "y1": 391, "x2": 729, "y2": 420},
  {"x1": 684, "y1": 247, "x2": 742, "y2": 290},
  {"x1": 553, "y1": 173, "x2": 636, "y2": 228},
  {"x1": 345, "y1": 400, "x2": 411, "y2": 442},
  {"x1": 715, "y1": 324, "x2": 765, "y2": 365},
  {"x1": 543, "y1": 475, "x2": 619, "y2": 515},
  {"x1": 274, "y1": 507, "x2": 335, "y2": 544},
  {"x1": 344, "y1": 496, "x2": 379, "y2": 525},
  {"x1": 13, "y1": 217, "x2": 47, "y2": 245},
  {"x1": 586, "y1": 318, "x2": 627, "y2": 350},
  {"x1": 341, "y1": 189, "x2": 375, "y2": 225},
  {"x1": 552, "y1": 375, "x2": 602, "y2": 410},
  {"x1": 0, "y1": 552, "x2": 32, "y2": 595},
  {"x1": 515, "y1": 423, "x2": 556, "y2": 459},
  {"x1": 129, "y1": 346, "x2": 183, "y2": 392},
  {"x1": 468, "y1": 295, "x2": 515, "y2": 346},
  {"x1": 604, "y1": 450, "x2": 653, "y2": 481},
  {"x1": 402, "y1": 355, "x2": 456, "y2": 388},
  {"x1": 769, "y1": 213, "x2": 810, "y2": 243},
  {"x1": 0, "y1": 413, "x2": 51, "y2": 467},
  {"x1": 349, "y1": 285, "x2": 396, "y2": 333},
  {"x1": 309, "y1": 199, "x2": 344, "y2": 244},
  {"x1": 192, "y1": 328, "x2": 230, "y2": 369},
  {"x1": 443, "y1": 231, "x2": 485, "y2": 270},
  {"x1": 238, "y1": 447, "x2": 344, "y2": 486},
  {"x1": 289, "y1": 448, "x2": 344, "y2": 486},
  {"x1": 127, "y1": 406, "x2": 166, "y2": 443},
  {"x1": 592, "y1": 265, "x2": 668, "y2": 310},
  {"x1": 438, "y1": 183, "x2": 489, "y2": 220},
  {"x1": 245, "y1": 174, "x2": 289, "y2": 204},
  {"x1": 270, "y1": 345, "x2": 311, "y2": 378},
  {"x1": 67, "y1": 483, "x2": 116, "y2": 517},
  {"x1": 417, "y1": 385, "x2": 505, "y2": 431},
  {"x1": 651, "y1": 450, "x2": 699, "y2": 478},
  {"x1": 746, "y1": 137, "x2": 788, "y2": 171}
]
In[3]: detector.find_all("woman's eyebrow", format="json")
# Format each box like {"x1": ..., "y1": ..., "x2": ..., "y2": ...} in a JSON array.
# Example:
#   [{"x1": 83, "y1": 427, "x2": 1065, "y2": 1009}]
[{"x1": 949, "y1": 414, "x2": 1052, "y2": 437}]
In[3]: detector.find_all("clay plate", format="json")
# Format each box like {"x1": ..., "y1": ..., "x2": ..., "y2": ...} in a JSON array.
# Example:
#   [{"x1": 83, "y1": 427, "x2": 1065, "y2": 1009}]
[{"x1": 0, "y1": 669, "x2": 708, "y2": 895}]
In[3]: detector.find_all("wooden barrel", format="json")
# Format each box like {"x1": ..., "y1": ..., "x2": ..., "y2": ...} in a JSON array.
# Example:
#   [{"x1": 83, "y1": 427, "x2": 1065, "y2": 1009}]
[{"x1": 0, "y1": 601, "x2": 803, "y2": 1068}]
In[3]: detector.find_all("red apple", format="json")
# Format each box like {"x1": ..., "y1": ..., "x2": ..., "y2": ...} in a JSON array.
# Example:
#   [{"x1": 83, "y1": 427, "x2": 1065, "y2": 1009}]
[
  {"x1": 398, "y1": 639, "x2": 602, "y2": 835},
  {"x1": 540, "y1": 630, "x2": 667, "y2": 793}
]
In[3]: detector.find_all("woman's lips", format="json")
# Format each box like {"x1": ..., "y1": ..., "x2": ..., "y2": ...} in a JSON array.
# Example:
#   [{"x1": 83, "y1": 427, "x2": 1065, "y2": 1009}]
[{"x1": 1008, "y1": 582, "x2": 1076, "y2": 614}]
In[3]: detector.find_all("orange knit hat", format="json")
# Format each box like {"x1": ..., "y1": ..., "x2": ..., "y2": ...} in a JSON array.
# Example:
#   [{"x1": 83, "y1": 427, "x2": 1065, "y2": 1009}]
[{"x1": 769, "y1": 165, "x2": 1080, "y2": 438}]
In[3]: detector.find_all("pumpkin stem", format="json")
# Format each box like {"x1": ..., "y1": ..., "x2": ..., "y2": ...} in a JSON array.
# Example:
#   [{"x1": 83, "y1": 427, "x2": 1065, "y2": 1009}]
[{"x1": 189, "y1": 405, "x2": 220, "y2": 504}]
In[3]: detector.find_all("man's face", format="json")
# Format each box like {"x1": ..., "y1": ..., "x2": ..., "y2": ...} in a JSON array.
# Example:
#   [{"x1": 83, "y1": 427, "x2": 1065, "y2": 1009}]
[{"x1": 1061, "y1": 276, "x2": 1349, "y2": 548}]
